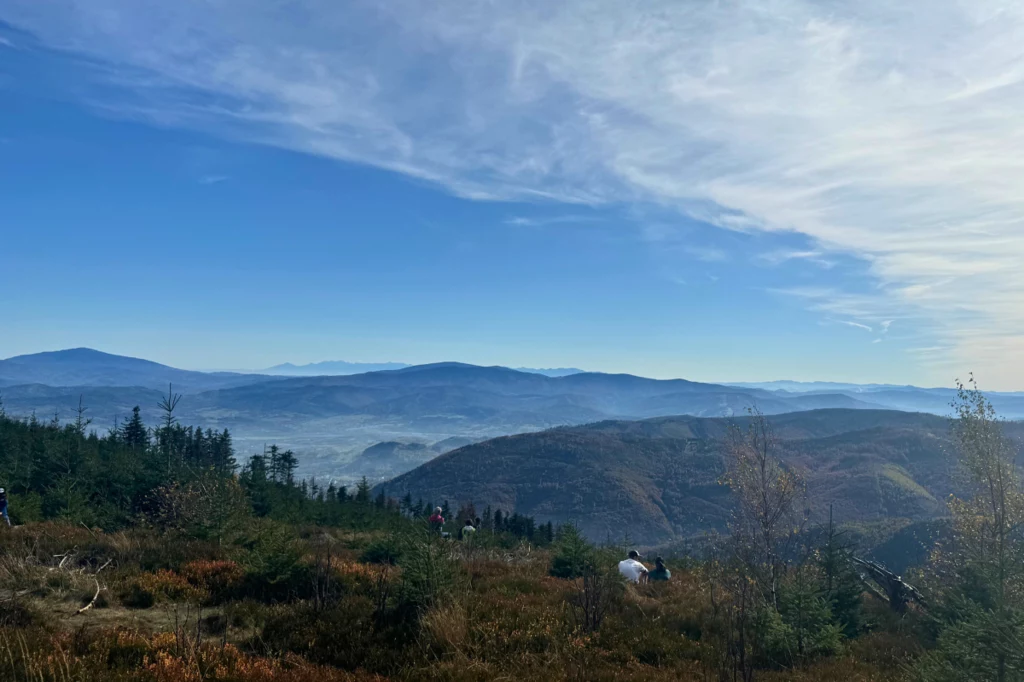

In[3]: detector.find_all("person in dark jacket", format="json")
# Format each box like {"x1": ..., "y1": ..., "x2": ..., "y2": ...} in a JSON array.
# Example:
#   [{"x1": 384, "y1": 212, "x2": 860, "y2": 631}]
[
  {"x1": 0, "y1": 488, "x2": 10, "y2": 527},
  {"x1": 649, "y1": 556, "x2": 672, "y2": 581}
]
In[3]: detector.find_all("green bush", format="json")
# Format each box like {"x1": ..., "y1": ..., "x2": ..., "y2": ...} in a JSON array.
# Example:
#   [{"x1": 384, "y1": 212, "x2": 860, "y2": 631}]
[
  {"x1": 359, "y1": 536, "x2": 403, "y2": 566},
  {"x1": 398, "y1": 532, "x2": 460, "y2": 611},
  {"x1": 238, "y1": 520, "x2": 309, "y2": 601},
  {"x1": 7, "y1": 492, "x2": 44, "y2": 525},
  {"x1": 756, "y1": 575, "x2": 845, "y2": 668},
  {"x1": 548, "y1": 525, "x2": 596, "y2": 579},
  {"x1": 260, "y1": 597, "x2": 412, "y2": 673}
]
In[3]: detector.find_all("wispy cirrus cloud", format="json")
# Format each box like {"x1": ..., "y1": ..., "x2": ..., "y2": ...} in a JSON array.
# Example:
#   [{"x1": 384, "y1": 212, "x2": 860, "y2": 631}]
[
  {"x1": 504, "y1": 214, "x2": 597, "y2": 228},
  {"x1": 4, "y1": 0, "x2": 1024, "y2": 384},
  {"x1": 837, "y1": 320, "x2": 873, "y2": 333},
  {"x1": 757, "y1": 249, "x2": 835, "y2": 269}
]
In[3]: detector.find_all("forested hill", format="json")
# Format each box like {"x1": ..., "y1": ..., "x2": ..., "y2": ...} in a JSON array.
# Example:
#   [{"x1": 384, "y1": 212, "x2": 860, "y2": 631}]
[
  {"x1": 0, "y1": 406, "x2": 378, "y2": 530},
  {"x1": 381, "y1": 408, "x2": 1024, "y2": 545}
]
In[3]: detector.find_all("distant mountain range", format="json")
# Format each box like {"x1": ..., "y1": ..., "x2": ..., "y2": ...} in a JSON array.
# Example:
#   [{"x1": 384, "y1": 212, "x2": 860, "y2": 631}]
[
  {"x1": 2, "y1": 348, "x2": 1023, "y2": 482},
  {"x1": 514, "y1": 367, "x2": 585, "y2": 378},
  {"x1": 381, "y1": 409, "x2": 1024, "y2": 545},
  {"x1": 258, "y1": 361, "x2": 412, "y2": 376},
  {"x1": 252, "y1": 361, "x2": 584, "y2": 378},
  {"x1": 730, "y1": 379, "x2": 1024, "y2": 397}
]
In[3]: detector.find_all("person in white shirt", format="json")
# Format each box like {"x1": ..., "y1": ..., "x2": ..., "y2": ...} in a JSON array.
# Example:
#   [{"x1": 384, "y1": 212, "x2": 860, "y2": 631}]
[{"x1": 618, "y1": 550, "x2": 649, "y2": 584}]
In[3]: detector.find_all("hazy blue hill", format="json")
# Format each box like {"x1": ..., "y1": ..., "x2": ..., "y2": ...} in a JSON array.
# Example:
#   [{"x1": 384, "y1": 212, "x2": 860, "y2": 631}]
[
  {"x1": 341, "y1": 440, "x2": 432, "y2": 480},
  {"x1": 0, "y1": 348, "x2": 274, "y2": 392},
  {"x1": 852, "y1": 388, "x2": 1024, "y2": 417},
  {"x1": 515, "y1": 367, "x2": 585, "y2": 377},
  {"x1": 340, "y1": 435, "x2": 490, "y2": 481},
  {"x1": 729, "y1": 380, "x2": 924, "y2": 393},
  {"x1": 732, "y1": 380, "x2": 1024, "y2": 418},
  {"x1": 253, "y1": 360, "x2": 581, "y2": 377},
  {"x1": 429, "y1": 436, "x2": 483, "y2": 452},
  {"x1": 381, "y1": 409, "x2": 1024, "y2": 545},
  {"x1": 177, "y1": 364, "x2": 885, "y2": 443},
  {"x1": 259, "y1": 360, "x2": 411, "y2": 375}
]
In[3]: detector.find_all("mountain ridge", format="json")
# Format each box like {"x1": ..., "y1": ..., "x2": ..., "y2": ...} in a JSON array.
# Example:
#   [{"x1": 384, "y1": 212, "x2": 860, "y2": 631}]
[
  {"x1": 379, "y1": 409, "x2": 1024, "y2": 545},
  {"x1": 0, "y1": 348, "x2": 275, "y2": 392},
  {"x1": 4, "y1": 349, "x2": 1024, "y2": 483}
]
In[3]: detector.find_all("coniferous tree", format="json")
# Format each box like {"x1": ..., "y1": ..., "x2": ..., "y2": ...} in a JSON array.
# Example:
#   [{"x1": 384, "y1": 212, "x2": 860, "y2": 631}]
[
  {"x1": 818, "y1": 505, "x2": 862, "y2": 637},
  {"x1": 156, "y1": 384, "x2": 182, "y2": 473},
  {"x1": 355, "y1": 477, "x2": 372, "y2": 505},
  {"x1": 121, "y1": 406, "x2": 149, "y2": 452},
  {"x1": 279, "y1": 450, "x2": 298, "y2": 485}
]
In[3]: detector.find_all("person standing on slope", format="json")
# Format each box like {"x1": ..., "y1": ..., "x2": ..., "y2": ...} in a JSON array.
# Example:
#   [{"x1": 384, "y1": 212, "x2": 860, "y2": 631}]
[
  {"x1": 618, "y1": 549, "x2": 649, "y2": 584},
  {"x1": 0, "y1": 488, "x2": 10, "y2": 527},
  {"x1": 428, "y1": 507, "x2": 445, "y2": 535}
]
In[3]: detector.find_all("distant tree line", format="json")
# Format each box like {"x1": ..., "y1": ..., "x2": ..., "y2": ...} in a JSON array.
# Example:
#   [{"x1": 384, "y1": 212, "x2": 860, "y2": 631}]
[{"x1": 0, "y1": 389, "x2": 552, "y2": 545}]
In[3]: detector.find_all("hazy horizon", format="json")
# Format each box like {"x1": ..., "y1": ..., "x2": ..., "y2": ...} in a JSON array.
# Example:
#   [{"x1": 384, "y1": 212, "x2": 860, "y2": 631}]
[{"x1": 2, "y1": 346, "x2": 1017, "y2": 392}]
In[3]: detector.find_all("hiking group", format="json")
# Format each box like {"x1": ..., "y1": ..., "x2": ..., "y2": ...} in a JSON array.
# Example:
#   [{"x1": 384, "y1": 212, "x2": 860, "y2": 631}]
[
  {"x1": 427, "y1": 507, "x2": 481, "y2": 540},
  {"x1": 430, "y1": 507, "x2": 672, "y2": 582}
]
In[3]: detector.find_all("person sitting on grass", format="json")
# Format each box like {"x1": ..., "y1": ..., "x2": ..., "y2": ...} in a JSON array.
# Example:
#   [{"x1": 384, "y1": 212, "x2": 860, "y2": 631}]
[
  {"x1": 461, "y1": 519, "x2": 477, "y2": 540},
  {"x1": 649, "y1": 556, "x2": 671, "y2": 581},
  {"x1": 618, "y1": 549, "x2": 649, "y2": 584}
]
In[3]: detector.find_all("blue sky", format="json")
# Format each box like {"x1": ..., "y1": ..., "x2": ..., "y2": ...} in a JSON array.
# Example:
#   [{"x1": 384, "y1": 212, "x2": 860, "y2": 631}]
[{"x1": 2, "y1": 2, "x2": 1023, "y2": 388}]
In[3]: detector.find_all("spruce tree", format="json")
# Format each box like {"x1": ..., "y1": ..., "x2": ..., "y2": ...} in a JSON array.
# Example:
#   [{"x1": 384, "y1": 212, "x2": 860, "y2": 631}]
[
  {"x1": 121, "y1": 406, "x2": 149, "y2": 451},
  {"x1": 355, "y1": 477, "x2": 372, "y2": 505},
  {"x1": 818, "y1": 505, "x2": 862, "y2": 637}
]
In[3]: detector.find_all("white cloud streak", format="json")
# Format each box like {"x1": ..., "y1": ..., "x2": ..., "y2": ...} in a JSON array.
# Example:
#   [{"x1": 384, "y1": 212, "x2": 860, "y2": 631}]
[
  {"x1": 504, "y1": 214, "x2": 596, "y2": 227},
  {"x1": 838, "y1": 320, "x2": 874, "y2": 333},
  {"x1": 757, "y1": 249, "x2": 836, "y2": 269},
  {"x1": 4, "y1": 0, "x2": 1024, "y2": 384}
]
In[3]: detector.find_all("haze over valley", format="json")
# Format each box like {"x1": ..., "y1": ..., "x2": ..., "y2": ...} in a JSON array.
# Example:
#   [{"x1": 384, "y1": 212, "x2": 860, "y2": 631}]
[{"x1": 5, "y1": 348, "x2": 1024, "y2": 498}]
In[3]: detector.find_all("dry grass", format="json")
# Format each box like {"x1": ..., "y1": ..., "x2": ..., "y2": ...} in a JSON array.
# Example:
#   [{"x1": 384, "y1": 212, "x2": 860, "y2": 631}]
[
  {"x1": 420, "y1": 602, "x2": 470, "y2": 655},
  {"x1": 0, "y1": 627, "x2": 388, "y2": 682},
  {"x1": 0, "y1": 522, "x2": 920, "y2": 682}
]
